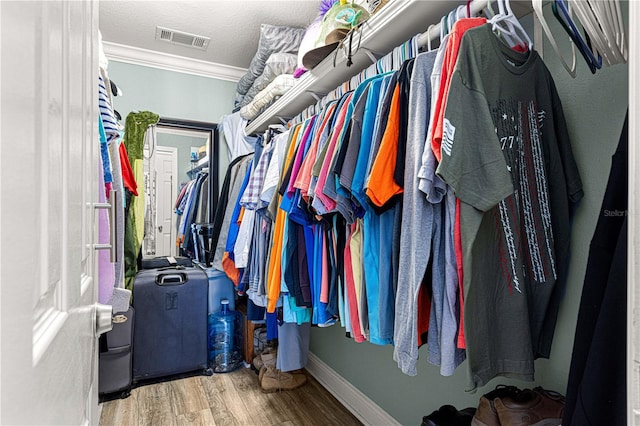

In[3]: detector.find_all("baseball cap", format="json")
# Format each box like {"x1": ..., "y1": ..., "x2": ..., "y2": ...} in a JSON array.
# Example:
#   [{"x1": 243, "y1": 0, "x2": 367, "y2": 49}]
[{"x1": 301, "y1": 1, "x2": 370, "y2": 70}]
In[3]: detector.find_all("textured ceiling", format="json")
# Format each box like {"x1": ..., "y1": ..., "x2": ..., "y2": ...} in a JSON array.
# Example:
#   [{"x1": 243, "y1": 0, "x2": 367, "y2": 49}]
[{"x1": 99, "y1": 1, "x2": 323, "y2": 69}]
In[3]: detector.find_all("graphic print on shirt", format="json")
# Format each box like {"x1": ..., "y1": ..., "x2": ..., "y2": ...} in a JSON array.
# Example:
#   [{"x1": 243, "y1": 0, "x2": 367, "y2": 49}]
[
  {"x1": 442, "y1": 118, "x2": 456, "y2": 156},
  {"x1": 491, "y1": 99, "x2": 556, "y2": 294}
]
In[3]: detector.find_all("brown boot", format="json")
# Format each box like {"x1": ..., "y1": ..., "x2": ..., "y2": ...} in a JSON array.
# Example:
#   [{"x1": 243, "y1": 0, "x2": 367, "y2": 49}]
[
  {"x1": 257, "y1": 352, "x2": 277, "y2": 384},
  {"x1": 260, "y1": 366, "x2": 307, "y2": 393},
  {"x1": 253, "y1": 347, "x2": 277, "y2": 371}
]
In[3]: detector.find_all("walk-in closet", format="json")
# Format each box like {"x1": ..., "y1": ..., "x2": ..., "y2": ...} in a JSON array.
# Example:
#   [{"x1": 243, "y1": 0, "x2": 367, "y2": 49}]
[{"x1": 0, "y1": 1, "x2": 636, "y2": 425}]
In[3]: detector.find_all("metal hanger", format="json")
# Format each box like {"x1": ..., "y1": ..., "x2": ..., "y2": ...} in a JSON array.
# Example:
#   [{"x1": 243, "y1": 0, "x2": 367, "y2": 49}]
[{"x1": 532, "y1": 0, "x2": 576, "y2": 77}]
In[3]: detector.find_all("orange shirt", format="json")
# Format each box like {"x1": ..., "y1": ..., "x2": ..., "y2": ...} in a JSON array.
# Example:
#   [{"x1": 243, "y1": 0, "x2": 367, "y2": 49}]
[
  {"x1": 431, "y1": 18, "x2": 487, "y2": 162},
  {"x1": 266, "y1": 124, "x2": 303, "y2": 313},
  {"x1": 365, "y1": 84, "x2": 403, "y2": 206}
]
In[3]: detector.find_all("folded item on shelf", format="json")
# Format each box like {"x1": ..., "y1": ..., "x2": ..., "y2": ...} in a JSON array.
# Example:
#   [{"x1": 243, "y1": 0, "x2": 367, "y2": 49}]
[
  {"x1": 240, "y1": 74, "x2": 297, "y2": 121},
  {"x1": 236, "y1": 24, "x2": 306, "y2": 97},
  {"x1": 240, "y1": 52, "x2": 298, "y2": 108}
]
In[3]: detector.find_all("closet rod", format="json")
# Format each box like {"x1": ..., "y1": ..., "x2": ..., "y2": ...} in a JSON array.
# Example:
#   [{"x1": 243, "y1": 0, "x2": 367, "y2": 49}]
[{"x1": 416, "y1": 0, "x2": 492, "y2": 48}]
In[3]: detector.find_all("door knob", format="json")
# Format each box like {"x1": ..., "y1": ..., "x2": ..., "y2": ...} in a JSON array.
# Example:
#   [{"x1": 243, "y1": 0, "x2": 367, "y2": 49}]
[
  {"x1": 158, "y1": 225, "x2": 163, "y2": 233},
  {"x1": 95, "y1": 303, "x2": 113, "y2": 336}
]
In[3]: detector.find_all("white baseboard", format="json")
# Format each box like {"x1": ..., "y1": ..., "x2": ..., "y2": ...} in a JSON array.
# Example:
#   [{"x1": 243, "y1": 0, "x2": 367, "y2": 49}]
[{"x1": 306, "y1": 352, "x2": 400, "y2": 426}]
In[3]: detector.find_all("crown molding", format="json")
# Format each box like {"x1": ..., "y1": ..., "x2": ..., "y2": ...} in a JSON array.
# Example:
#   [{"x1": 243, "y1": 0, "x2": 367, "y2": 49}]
[{"x1": 102, "y1": 41, "x2": 247, "y2": 82}]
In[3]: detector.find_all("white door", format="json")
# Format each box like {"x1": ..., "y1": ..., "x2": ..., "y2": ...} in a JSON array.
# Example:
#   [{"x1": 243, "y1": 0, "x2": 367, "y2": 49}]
[
  {"x1": 155, "y1": 147, "x2": 178, "y2": 257},
  {"x1": 0, "y1": 1, "x2": 103, "y2": 424}
]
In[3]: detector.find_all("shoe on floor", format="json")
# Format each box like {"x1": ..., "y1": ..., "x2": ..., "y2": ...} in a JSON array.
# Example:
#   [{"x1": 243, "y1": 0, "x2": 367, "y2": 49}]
[
  {"x1": 472, "y1": 385, "x2": 522, "y2": 426},
  {"x1": 422, "y1": 404, "x2": 476, "y2": 426},
  {"x1": 253, "y1": 348, "x2": 277, "y2": 372},
  {"x1": 260, "y1": 366, "x2": 307, "y2": 393},
  {"x1": 494, "y1": 387, "x2": 564, "y2": 426}
]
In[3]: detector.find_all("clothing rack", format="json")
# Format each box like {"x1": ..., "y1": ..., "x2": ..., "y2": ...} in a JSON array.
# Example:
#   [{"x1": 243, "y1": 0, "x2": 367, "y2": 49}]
[
  {"x1": 244, "y1": 1, "x2": 460, "y2": 135},
  {"x1": 416, "y1": 0, "x2": 493, "y2": 48},
  {"x1": 287, "y1": 0, "x2": 533, "y2": 129}
]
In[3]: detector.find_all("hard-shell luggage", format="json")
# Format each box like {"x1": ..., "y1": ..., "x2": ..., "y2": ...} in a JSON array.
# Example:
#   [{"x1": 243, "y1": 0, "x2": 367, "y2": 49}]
[
  {"x1": 140, "y1": 255, "x2": 192, "y2": 270},
  {"x1": 132, "y1": 267, "x2": 210, "y2": 381},
  {"x1": 99, "y1": 307, "x2": 134, "y2": 398}
]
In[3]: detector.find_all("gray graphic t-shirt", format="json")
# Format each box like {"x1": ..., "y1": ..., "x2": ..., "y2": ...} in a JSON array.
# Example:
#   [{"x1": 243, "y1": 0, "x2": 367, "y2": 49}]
[{"x1": 437, "y1": 24, "x2": 583, "y2": 391}]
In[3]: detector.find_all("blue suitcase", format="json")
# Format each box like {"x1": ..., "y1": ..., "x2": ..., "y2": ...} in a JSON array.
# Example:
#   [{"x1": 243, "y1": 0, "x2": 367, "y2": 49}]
[{"x1": 132, "y1": 267, "x2": 211, "y2": 381}]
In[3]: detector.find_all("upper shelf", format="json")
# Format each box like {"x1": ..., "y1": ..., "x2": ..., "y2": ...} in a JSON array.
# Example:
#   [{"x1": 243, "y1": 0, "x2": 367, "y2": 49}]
[{"x1": 244, "y1": 0, "x2": 458, "y2": 135}]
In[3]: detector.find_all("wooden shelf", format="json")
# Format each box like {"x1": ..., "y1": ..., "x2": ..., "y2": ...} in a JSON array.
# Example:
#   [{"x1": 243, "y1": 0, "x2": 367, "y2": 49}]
[{"x1": 244, "y1": 0, "x2": 457, "y2": 135}]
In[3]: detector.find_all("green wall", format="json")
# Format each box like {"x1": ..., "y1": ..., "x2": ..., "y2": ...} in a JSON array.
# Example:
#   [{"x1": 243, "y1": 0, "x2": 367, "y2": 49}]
[
  {"x1": 107, "y1": 61, "x2": 236, "y2": 124},
  {"x1": 107, "y1": 61, "x2": 236, "y2": 193},
  {"x1": 309, "y1": 4, "x2": 629, "y2": 425}
]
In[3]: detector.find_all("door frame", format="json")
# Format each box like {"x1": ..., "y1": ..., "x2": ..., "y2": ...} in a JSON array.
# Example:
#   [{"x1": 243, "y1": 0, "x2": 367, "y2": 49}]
[{"x1": 154, "y1": 145, "x2": 178, "y2": 257}]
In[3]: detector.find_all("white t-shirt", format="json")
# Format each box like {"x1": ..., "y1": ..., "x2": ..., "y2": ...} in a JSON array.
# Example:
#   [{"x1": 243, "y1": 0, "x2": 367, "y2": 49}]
[{"x1": 220, "y1": 112, "x2": 257, "y2": 161}]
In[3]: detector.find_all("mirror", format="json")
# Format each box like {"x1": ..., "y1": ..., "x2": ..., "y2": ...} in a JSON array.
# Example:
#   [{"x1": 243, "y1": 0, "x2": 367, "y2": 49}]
[{"x1": 142, "y1": 118, "x2": 219, "y2": 260}]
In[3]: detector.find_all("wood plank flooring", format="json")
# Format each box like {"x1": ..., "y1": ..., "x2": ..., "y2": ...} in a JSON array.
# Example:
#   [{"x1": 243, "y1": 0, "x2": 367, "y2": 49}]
[{"x1": 99, "y1": 368, "x2": 362, "y2": 426}]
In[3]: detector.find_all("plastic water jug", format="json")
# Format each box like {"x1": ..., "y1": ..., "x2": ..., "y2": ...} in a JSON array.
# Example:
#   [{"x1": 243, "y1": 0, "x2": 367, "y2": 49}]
[{"x1": 207, "y1": 299, "x2": 243, "y2": 373}]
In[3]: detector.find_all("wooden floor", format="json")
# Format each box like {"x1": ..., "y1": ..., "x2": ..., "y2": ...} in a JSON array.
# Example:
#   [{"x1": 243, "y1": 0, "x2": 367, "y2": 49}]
[{"x1": 99, "y1": 367, "x2": 362, "y2": 426}]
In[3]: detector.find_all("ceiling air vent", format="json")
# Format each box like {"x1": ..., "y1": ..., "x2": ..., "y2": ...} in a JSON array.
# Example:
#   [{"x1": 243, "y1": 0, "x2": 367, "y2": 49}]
[{"x1": 155, "y1": 26, "x2": 210, "y2": 50}]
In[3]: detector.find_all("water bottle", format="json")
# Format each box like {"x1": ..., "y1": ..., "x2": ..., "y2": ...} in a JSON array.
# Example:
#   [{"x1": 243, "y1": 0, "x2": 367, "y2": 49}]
[{"x1": 207, "y1": 299, "x2": 242, "y2": 373}]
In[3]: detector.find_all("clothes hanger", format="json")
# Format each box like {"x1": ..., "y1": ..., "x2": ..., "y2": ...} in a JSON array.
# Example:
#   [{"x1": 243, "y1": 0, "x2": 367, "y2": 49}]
[
  {"x1": 484, "y1": 0, "x2": 496, "y2": 18},
  {"x1": 552, "y1": 0, "x2": 601, "y2": 72},
  {"x1": 489, "y1": 0, "x2": 533, "y2": 50},
  {"x1": 447, "y1": 9, "x2": 457, "y2": 33},
  {"x1": 604, "y1": 0, "x2": 626, "y2": 60},
  {"x1": 570, "y1": 0, "x2": 613, "y2": 65},
  {"x1": 532, "y1": 0, "x2": 576, "y2": 77},
  {"x1": 483, "y1": 0, "x2": 517, "y2": 46},
  {"x1": 572, "y1": 0, "x2": 626, "y2": 65},
  {"x1": 612, "y1": 0, "x2": 628, "y2": 61},
  {"x1": 412, "y1": 33, "x2": 419, "y2": 56},
  {"x1": 594, "y1": 0, "x2": 625, "y2": 60},
  {"x1": 456, "y1": 5, "x2": 466, "y2": 21},
  {"x1": 426, "y1": 24, "x2": 437, "y2": 51}
]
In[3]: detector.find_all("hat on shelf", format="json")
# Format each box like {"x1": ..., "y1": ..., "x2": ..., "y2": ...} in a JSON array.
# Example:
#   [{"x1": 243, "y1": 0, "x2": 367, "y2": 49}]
[{"x1": 301, "y1": 0, "x2": 370, "y2": 70}]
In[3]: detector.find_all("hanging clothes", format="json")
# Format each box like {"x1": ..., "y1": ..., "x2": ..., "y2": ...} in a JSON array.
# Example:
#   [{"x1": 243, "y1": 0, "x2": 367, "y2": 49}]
[
  {"x1": 563, "y1": 114, "x2": 627, "y2": 426},
  {"x1": 97, "y1": 116, "x2": 115, "y2": 304},
  {"x1": 220, "y1": 111, "x2": 258, "y2": 161},
  {"x1": 122, "y1": 111, "x2": 159, "y2": 291},
  {"x1": 436, "y1": 24, "x2": 583, "y2": 391},
  {"x1": 175, "y1": 170, "x2": 209, "y2": 258},
  {"x1": 211, "y1": 20, "x2": 585, "y2": 388}
]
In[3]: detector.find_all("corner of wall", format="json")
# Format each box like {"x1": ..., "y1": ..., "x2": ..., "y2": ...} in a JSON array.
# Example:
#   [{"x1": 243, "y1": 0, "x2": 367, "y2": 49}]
[{"x1": 305, "y1": 352, "x2": 400, "y2": 426}]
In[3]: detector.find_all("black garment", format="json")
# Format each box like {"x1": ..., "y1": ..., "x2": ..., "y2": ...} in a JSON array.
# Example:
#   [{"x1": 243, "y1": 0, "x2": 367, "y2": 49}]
[
  {"x1": 283, "y1": 221, "x2": 311, "y2": 308},
  {"x1": 334, "y1": 214, "x2": 347, "y2": 317},
  {"x1": 393, "y1": 57, "x2": 415, "y2": 190},
  {"x1": 367, "y1": 58, "x2": 414, "y2": 214},
  {"x1": 326, "y1": 218, "x2": 339, "y2": 316},
  {"x1": 563, "y1": 114, "x2": 627, "y2": 426}
]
